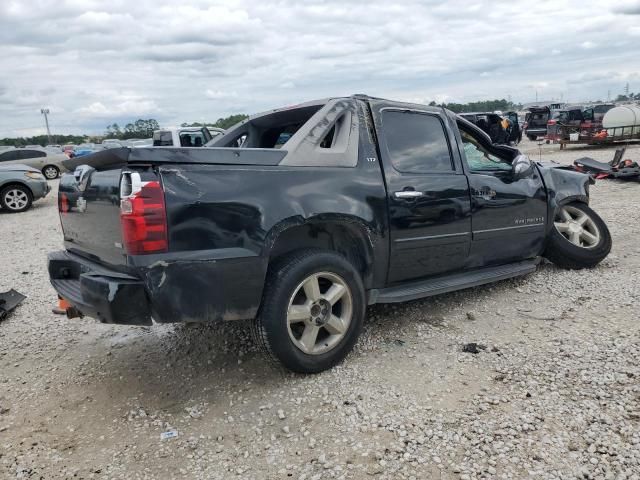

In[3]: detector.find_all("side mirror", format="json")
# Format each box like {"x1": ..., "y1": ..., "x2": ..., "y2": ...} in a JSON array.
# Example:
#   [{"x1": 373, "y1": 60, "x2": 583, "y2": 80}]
[{"x1": 512, "y1": 154, "x2": 533, "y2": 179}]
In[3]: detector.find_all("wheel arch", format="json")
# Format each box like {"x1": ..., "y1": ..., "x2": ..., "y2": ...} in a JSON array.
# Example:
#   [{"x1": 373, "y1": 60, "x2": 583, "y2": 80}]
[
  {"x1": 265, "y1": 216, "x2": 376, "y2": 288},
  {"x1": 0, "y1": 181, "x2": 34, "y2": 197},
  {"x1": 556, "y1": 194, "x2": 589, "y2": 207}
]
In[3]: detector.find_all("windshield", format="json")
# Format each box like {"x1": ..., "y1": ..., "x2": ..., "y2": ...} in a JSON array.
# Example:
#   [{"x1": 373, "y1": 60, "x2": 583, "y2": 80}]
[
  {"x1": 529, "y1": 112, "x2": 549, "y2": 126},
  {"x1": 551, "y1": 111, "x2": 569, "y2": 122}
]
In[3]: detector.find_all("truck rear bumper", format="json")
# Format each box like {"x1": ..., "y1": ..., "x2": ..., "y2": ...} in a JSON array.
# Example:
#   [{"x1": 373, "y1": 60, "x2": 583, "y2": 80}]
[
  {"x1": 48, "y1": 249, "x2": 266, "y2": 325},
  {"x1": 48, "y1": 250, "x2": 152, "y2": 325}
]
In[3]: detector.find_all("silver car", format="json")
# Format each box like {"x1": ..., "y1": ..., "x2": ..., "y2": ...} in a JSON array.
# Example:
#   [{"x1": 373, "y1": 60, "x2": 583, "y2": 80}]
[
  {"x1": 0, "y1": 148, "x2": 69, "y2": 179},
  {"x1": 0, "y1": 164, "x2": 51, "y2": 212}
]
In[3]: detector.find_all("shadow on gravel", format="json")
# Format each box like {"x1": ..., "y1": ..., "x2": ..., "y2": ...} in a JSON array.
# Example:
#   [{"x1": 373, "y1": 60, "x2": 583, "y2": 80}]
[{"x1": 74, "y1": 269, "x2": 547, "y2": 409}]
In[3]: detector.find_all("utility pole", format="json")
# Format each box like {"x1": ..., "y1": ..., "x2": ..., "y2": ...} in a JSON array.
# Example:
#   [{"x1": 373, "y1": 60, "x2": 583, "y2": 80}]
[{"x1": 41, "y1": 108, "x2": 51, "y2": 144}]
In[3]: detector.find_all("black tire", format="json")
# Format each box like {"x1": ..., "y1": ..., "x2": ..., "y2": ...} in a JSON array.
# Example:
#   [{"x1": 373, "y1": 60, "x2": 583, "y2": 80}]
[
  {"x1": 42, "y1": 165, "x2": 60, "y2": 179},
  {"x1": 544, "y1": 202, "x2": 612, "y2": 269},
  {"x1": 0, "y1": 184, "x2": 33, "y2": 213},
  {"x1": 252, "y1": 249, "x2": 365, "y2": 373},
  {"x1": 527, "y1": 134, "x2": 536, "y2": 141}
]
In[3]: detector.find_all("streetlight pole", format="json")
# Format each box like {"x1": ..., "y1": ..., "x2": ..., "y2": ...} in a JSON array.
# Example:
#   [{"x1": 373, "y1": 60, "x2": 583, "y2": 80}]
[{"x1": 40, "y1": 108, "x2": 51, "y2": 144}]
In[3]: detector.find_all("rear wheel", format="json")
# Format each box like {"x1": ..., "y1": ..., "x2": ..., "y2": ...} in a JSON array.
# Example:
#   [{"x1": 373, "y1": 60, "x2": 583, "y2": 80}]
[
  {"x1": 0, "y1": 185, "x2": 33, "y2": 213},
  {"x1": 527, "y1": 134, "x2": 536, "y2": 141},
  {"x1": 42, "y1": 165, "x2": 60, "y2": 179},
  {"x1": 544, "y1": 202, "x2": 611, "y2": 269},
  {"x1": 252, "y1": 250, "x2": 365, "y2": 373}
]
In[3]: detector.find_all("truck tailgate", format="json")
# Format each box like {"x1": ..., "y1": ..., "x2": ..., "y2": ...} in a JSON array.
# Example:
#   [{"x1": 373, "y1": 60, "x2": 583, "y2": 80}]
[{"x1": 59, "y1": 167, "x2": 126, "y2": 266}]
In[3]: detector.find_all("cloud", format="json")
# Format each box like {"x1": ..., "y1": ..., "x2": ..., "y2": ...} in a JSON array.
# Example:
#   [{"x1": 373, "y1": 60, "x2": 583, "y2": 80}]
[
  {"x1": 0, "y1": 0, "x2": 638, "y2": 136},
  {"x1": 612, "y1": 1, "x2": 640, "y2": 14},
  {"x1": 75, "y1": 98, "x2": 159, "y2": 118},
  {"x1": 205, "y1": 89, "x2": 238, "y2": 99}
]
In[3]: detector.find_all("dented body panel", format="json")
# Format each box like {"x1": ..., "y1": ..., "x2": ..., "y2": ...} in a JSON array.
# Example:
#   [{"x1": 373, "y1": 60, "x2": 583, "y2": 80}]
[
  {"x1": 535, "y1": 161, "x2": 592, "y2": 236},
  {"x1": 48, "y1": 95, "x2": 596, "y2": 326}
]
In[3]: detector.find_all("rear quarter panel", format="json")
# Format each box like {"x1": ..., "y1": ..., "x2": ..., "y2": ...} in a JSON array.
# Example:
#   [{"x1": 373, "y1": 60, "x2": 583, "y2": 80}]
[
  {"x1": 159, "y1": 160, "x2": 388, "y2": 274},
  {"x1": 147, "y1": 149, "x2": 388, "y2": 323}
]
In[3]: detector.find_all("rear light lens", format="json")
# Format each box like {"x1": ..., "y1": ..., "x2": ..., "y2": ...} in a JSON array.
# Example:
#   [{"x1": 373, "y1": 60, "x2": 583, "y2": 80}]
[
  {"x1": 59, "y1": 192, "x2": 69, "y2": 214},
  {"x1": 120, "y1": 178, "x2": 168, "y2": 255},
  {"x1": 547, "y1": 119, "x2": 557, "y2": 125}
]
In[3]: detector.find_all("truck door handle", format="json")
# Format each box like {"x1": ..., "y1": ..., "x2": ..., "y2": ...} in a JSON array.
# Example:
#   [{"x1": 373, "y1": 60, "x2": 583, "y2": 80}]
[{"x1": 394, "y1": 190, "x2": 424, "y2": 199}]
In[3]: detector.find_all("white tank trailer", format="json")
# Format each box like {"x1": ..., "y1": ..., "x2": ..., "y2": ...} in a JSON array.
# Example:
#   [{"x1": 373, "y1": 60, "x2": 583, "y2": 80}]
[{"x1": 602, "y1": 105, "x2": 640, "y2": 135}]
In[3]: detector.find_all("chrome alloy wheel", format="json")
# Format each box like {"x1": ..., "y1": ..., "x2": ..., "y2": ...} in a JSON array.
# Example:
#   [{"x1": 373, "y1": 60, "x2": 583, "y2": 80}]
[
  {"x1": 286, "y1": 272, "x2": 353, "y2": 355},
  {"x1": 43, "y1": 166, "x2": 58, "y2": 179},
  {"x1": 3, "y1": 188, "x2": 29, "y2": 211},
  {"x1": 554, "y1": 205, "x2": 601, "y2": 249}
]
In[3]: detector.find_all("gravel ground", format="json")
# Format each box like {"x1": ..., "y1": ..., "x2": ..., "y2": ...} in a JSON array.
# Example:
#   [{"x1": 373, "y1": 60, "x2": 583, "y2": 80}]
[{"x1": 1, "y1": 139, "x2": 639, "y2": 479}]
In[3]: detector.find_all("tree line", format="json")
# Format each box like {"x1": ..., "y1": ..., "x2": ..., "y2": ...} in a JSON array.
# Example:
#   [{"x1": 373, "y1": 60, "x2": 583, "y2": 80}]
[
  {"x1": 180, "y1": 114, "x2": 249, "y2": 130},
  {"x1": 0, "y1": 114, "x2": 249, "y2": 146},
  {"x1": 429, "y1": 99, "x2": 523, "y2": 113},
  {"x1": 615, "y1": 93, "x2": 640, "y2": 102},
  {"x1": 0, "y1": 134, "x2": 88, "y2": 148},
  {"x1": 104, "y1": 119, "x2": 160, "y2": 139},
  {"x1": 104, "y1": 114, "x2": 250, "y2": 139}
]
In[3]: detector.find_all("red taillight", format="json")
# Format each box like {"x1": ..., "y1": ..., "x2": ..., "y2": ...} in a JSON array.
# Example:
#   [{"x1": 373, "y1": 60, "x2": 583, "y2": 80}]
[
  {"x1": 547, "y1": 119, "x2": 557, "y2": 125},
  {"x1": 120, "y1": 180, "x2": 168, "y2": 255},
  {"x1": 59, "y1": 193, "x2": 69, "y2": 214}
]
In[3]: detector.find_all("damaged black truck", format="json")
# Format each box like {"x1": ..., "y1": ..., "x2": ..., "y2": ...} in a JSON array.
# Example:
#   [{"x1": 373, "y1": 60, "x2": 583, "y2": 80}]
[{"x1": 49, "y1": 95, "x2": 611, "y2": 373}]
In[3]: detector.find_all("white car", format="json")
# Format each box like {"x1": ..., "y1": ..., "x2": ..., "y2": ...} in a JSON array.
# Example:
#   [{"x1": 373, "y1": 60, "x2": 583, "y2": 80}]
[
  {"x1": 129, "y1": 139, "x2": 153, "y2": 148},
  {"x1": 101, "y1": 139, "x2": 123, "y2": 149},
  {"x1": 0, "y1": 148, "x2": 69, "y2": 179}
]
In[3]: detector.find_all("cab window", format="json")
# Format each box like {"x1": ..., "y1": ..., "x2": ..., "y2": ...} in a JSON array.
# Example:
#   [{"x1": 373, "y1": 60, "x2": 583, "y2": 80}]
[
  {"x1": 153, "y1": 131, "x2": 173, "y2": 146},
  {"x1": 460, "y1": 130, "x2": 512, "y2": 172},
  {"x1": 382, "y1": 110, "x2": 454, "y2": 174}
]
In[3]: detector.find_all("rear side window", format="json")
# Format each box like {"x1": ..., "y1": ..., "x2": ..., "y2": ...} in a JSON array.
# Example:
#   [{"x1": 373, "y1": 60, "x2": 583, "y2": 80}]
[
  {"x1": 18, "y1": 150, "x2": 46, "y2": 159},
  {"x1": 0, "y1": 150, "x2": 20, "y2": 162},
  {"x1": 153, "y1": 131, "x2": 173, "y2": 146},
  {"x1": 382, "y1": 111, "x2": 454, "y2": 173}
]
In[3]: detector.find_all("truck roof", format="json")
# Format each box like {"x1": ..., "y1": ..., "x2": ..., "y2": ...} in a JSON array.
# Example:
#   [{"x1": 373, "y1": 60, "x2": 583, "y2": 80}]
[{"x1": 230, "y1": 94, "x2": 446, "y2": 128}]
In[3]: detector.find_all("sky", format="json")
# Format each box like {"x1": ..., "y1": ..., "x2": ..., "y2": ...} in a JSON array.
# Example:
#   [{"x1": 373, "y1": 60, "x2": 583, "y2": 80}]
[{"x1": 1, "y1": 0, "x2": 639, "y2": 137}]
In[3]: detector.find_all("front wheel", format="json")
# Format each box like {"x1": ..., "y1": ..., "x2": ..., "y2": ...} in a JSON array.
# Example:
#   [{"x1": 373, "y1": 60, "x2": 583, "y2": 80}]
[
  {"x1": 252, "y1": 250, "x2": 365, "y2": 373},
  {"x1": 0, "y1": 185, "x2": 33, "y2": 213},
  {"x1": 544, "y1": 202, "x2": 612, "y2": 269}
]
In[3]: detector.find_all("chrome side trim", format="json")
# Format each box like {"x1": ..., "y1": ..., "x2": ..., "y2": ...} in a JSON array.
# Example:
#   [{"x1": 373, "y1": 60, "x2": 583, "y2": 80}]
[
  {"x1": 475, "y1": 223, "x2": 545, "y2": 234},
  {"x1": 395, "y1": 232, "x2": 470, "y2": 243}
]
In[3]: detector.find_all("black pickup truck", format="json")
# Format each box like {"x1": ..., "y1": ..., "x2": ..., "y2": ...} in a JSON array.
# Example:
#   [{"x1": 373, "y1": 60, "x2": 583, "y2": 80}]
[{"x1": 49, "y1": 95, "x2": 611, "y2": 373}]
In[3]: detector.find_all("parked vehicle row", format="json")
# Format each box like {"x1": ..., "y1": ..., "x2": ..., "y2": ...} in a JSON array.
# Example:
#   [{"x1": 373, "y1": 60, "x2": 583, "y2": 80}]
[
  {"x1": 522, "y1": 103, "x2": 617, "y2": 142},
  {"x1": 0, "y1": 148, "x2": 68, "y2": 179},
  {"x1": 0, "y1": 164, "x2": 50, "y2": 213},
  {"x1": 49, "y1": 94, "x2": 612, "y2": 373}
]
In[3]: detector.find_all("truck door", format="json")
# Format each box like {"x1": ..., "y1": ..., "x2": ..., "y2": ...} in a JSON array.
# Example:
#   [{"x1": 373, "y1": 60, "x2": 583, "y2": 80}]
[
  {"x1": 456, "y1": 123, "x2": 547, "y2": 267},
  {"x1": 371, "y1": 104, "x2": 472, "y2": 283}
]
